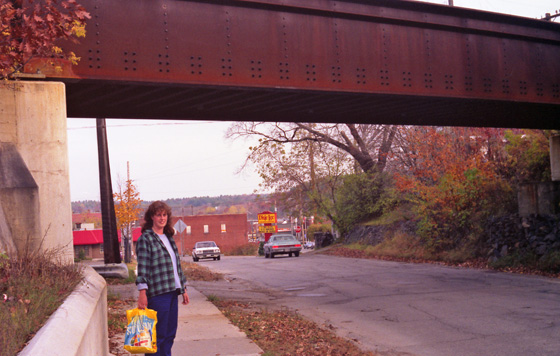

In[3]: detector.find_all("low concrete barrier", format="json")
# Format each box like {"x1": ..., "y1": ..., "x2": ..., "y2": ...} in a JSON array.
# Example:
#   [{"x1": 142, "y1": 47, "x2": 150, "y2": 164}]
[
  {"x1": 92, "y1": 262, "x2": 129, "y2": 279},
  {"x1": 19, "y1": 265, "x2": 109, "y2": 356}
]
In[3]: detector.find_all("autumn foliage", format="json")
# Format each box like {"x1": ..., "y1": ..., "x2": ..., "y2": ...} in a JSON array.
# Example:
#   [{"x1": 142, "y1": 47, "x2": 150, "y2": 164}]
[
  {"x1": 215, "y1": 299, "x2": 377, "y2": 356},
  {"x1": 114, "y1": 178, "x2": 142, "y2": 261},
  {"x1": 395, "y1": 127, "x2": 514, "y2": 251},
  {"x1": 0, "y1": 0, "x2": 89, "y2": 78}
]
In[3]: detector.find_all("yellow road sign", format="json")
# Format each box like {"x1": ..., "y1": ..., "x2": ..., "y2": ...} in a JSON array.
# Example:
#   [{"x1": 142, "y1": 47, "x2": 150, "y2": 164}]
[
  {"x1": 258, "y1": 213, "x2": 277, "y2": 224},
  {"x1": 258, "y1": 225, "x2": 277, "y2": 233}
]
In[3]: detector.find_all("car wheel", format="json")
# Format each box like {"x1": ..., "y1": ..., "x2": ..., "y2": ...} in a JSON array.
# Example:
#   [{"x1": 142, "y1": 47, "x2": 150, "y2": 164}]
[
  {"x1": 270, "y1": 253, "x2": 275, "y2": 258},
  {"x1": 289, "y1": 252, "x2": 292, "y2": 257},
  {"x1": 217, "y1": 255, "x2": 221, "y2": 261},
  {"x1": 265, "y1": 250, "x2": 269, "y2": 258},
  {"x1": 294, "y1": 251, "x2": 300, "y2": 257},
  {"x1": 193, "y1": 257, "x2": 199, "y2": 262}
]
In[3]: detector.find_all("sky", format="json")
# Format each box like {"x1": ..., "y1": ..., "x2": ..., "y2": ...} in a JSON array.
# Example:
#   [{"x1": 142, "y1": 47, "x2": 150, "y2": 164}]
[
  {"x1": 66, "y1": 0, "x2": 559, "y2": 202},
  {"x1": 416, "y1": 0, "x2": 558, "y2": 19},
  {"x1": 67, "y1": 119, "x2": 260, "y2": 201}
]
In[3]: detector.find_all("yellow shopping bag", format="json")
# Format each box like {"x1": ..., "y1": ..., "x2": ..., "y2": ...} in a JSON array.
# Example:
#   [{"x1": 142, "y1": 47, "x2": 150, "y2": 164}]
[{"x1": 123, "y1": 308, "x2": 158, "y2": 354}]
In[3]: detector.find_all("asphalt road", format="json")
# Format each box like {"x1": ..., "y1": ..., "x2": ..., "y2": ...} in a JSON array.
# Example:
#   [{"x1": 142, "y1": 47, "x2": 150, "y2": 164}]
[{"x1": 188, "y1": 252, "x2": 560, "y2": 356}]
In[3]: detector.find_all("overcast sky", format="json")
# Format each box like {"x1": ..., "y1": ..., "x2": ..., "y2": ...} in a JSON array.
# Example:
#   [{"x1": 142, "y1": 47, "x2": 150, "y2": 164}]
[
  {"x1": 67, "y1": 119, "x2": 260, "y2": 201},
  {"x1": 417, "y1": 0, "x2": 558, "y2": 19},
  {"x1": 66, "y1": 0, "x2": 559, "y2": 202}
]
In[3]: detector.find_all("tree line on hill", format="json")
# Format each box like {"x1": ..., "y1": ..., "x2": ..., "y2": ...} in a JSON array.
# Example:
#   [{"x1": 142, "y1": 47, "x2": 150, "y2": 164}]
[{"x1": 72, "y1": 193, "x2": 275, "y2": 221}]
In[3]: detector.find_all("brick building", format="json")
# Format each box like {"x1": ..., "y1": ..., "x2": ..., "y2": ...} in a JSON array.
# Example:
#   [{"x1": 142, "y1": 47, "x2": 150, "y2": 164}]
[
  {"x1": 73, "y1": 213, "x2": 248, "y2": 259},
  {"x1": 170, "y1": 213, "x2": 248, "y2": 255}
]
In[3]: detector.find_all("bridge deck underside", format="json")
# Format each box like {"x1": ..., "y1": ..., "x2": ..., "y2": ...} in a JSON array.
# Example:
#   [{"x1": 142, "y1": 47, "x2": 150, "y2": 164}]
[
  {"x1": 64, "y1": 80, "x2": 559, "y2": 129},
  {"x1": 31, "y1": 0, "x2": 560, "y2": 128}
]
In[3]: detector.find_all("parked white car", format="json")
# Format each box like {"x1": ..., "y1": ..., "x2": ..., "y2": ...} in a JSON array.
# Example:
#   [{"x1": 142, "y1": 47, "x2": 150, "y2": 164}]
[{"x1": 192, "y1": 241, "x2": 221, "y2": 262}]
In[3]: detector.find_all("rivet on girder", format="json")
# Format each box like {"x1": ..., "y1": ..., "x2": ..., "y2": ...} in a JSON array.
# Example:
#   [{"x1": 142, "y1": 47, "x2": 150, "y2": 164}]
[{"x1": 552, "y1": 84, "x2": 559, "y2": 99}]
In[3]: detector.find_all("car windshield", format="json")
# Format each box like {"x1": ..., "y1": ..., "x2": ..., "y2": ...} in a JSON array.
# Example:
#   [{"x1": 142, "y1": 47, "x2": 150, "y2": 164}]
[
  {"x1": 197, "y1": 242, "x2": 216, "y2": 248},
  {"x1": 271, "y1": 235, "x2": 296, "y2": 242}
]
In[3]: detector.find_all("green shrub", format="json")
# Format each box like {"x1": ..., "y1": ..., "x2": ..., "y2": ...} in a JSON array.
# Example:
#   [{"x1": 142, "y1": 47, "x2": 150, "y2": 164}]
[
  {"x1": 415, "y1": 168, "x2": 513, "y2": 252},
  {"x1": 334, "y1": 172, "x2": 397, "y2": 238},
  {"x1": 307, "y1": 223, "x2": 332, "y2": 240},
  {"x1": 224, "y1": 243, "x2": 259, "y2": 256},
  {"x1": 490, "y1": 251, "x2": 538, "y2": 270},
  {"x1": 537, "y1": 250, "x2": 560, "y2": 274},
  {"x1": 105, "y1": 263, "x2": 136, "y2": 285}
]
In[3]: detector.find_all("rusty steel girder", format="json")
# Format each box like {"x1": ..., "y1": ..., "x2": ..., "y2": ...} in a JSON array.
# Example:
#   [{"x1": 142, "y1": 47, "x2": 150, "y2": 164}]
[{"x1": 26, "y1": 0, "x2": 560, "y2": 128}]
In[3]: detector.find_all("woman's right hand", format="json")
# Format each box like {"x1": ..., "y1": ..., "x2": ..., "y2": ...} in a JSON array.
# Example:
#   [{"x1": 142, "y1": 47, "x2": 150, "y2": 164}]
[{"x1": 138, "y1": 289, "x2": 148, "y2": 309}]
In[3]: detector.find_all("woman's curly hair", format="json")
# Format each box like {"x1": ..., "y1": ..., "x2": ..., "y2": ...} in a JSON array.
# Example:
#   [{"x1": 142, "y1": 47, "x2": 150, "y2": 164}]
[{"x1": 141, "y1": 201, "x2": 175, "y2": 237}]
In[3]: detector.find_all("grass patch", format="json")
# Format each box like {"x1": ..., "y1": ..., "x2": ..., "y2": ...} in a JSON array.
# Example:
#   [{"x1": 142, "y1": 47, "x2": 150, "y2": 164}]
[
  {"x1": 490, "y1": 250, "x2": 560, "y2": 275},
  {"x1": 206, "y1": 294, "x2": 220, "y2": 303},
  {"x1": 364, "y1": 203, "x2": 414, "y2": 226},
  {"x1": 537, "y1": 251, "x2": 560, "y2": 274},
  {"x1": 0, "y1": 251, "x2": 83, "y2": 356},
  {"x1": 105, "y1": 262, "x2": 137, "y2": 285},
  {"x1": 325, "y1": 236, "x2": 560, "y2": 277},
  {"x1": 107, "y1": 292, "x2": 136, "y2": 356},
  {"x1": 329, "y1": 232, "x2": 436, "y2": 262},
  {"x1": 211, "y1": 298, "x2": 377, "y2": 356},
  {"x1": 107, "y1": 292, "x2": 130, "y2": 333},
  {"x1": 367, "y1": 231, "x2": 435, "y2": 260},
  {"x1": 223, "y1": 243, "x2": 259, "y2": 256},
  {"x1": 182, "y1": 261, "x2": 224, "y2": 281},
  {"x1": 323, "y1": 232, "x2": 490, "y2": 270}
]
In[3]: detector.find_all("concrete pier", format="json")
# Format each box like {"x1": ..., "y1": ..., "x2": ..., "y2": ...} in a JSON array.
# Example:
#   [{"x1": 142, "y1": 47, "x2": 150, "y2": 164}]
[{"x1": 0, "y1": 81, "x2": 73, "y2": 261}]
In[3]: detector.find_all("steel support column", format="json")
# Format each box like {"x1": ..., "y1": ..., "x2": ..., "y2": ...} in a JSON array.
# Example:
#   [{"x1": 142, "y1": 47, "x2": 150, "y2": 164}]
[{"x1": 96, "y1": 118, "x2": 121, "y2": 264}]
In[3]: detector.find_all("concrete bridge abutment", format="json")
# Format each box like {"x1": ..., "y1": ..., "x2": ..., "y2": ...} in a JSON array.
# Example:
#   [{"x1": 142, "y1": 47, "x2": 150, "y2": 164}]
[
  {"x1": 517, "y1": 136, "x2": 560, "y2": 217},
  {"x1": 0, "y1": 81, "x2": 73, "y2": 262}
]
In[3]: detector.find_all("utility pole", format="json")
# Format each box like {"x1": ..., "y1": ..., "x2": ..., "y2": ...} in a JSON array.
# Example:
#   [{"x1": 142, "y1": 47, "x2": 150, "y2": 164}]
[
  {"x1": 97, "y1": 118, "x2": 121, "y2": 264},
  {"x1": 125, "y1": 161, "x2": 132, "y2": 263},
  {"x1": 448, "y1": 0, "x2": 453, "y2": 6},
  {"x1": 543, "y1": 11, "x2": 560, "y2": 21}
]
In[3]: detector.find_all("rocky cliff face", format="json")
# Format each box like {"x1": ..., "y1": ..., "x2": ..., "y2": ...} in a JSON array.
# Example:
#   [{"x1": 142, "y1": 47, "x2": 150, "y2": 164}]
[
  {"x1": 485, "y1": 214, "x2": 560, "y2": 262},
  {"x1": 345, "y1": 215, "x2": 560, "y2": 264}
]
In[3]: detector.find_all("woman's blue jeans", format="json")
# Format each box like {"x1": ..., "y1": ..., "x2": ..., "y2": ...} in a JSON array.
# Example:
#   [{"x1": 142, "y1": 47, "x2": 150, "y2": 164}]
[{"x1": 148, "y1": 291, "x2": 179, "y2": 356}]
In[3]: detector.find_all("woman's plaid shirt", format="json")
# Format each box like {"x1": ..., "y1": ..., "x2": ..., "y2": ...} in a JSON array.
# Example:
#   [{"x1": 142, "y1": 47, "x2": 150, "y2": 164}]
[{"x1": 136, "y1": 229, "x2": 187, "y2": 298}]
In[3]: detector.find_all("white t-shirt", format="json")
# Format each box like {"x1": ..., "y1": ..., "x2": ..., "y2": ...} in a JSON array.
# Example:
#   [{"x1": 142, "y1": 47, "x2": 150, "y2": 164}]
[{"x1": 158, "y1": 233, "x2": 182, "y2": 290}]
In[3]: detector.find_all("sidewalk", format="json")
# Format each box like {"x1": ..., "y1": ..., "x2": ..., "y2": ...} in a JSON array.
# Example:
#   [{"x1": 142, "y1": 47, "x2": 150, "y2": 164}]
[
  {"x1": 109, "y1": 282, "x2": 263, "y2": 356},
  {"x1": 171, "y1": 287, "x2": 263, "y2": 356}
]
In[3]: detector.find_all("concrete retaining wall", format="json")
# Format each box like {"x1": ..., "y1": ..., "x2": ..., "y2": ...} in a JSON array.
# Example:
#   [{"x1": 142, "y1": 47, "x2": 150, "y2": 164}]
[
  {"x1": 19, "y1": 266, "x2": 109, "y2": 356},
  {"x1": 518, "y1": 181, "x2": 560, "y2": 216}
]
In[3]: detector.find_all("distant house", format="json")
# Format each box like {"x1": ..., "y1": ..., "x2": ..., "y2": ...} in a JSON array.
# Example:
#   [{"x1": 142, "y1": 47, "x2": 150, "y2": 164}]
[
  {"x1": 72, "y1": 212, "x2": 102, "y2": 230},
  {"x1": 73, "y1": 229, "x2": 115, "y2": 260},
  {"x1": 73, "y1": 228, "x2": 142, "y2": 260}
]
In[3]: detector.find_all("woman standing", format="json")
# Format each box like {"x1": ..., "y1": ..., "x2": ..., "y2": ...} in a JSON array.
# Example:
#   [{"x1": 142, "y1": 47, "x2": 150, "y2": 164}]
[{"x1": 136, "y1": 201, "x2": 189, "y2": 356}]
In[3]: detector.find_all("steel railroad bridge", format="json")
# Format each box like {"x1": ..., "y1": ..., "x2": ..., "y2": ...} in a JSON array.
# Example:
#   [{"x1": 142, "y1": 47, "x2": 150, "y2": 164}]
[{"x1": 27, "y1": 0, "x2": 560, "y2": 128}]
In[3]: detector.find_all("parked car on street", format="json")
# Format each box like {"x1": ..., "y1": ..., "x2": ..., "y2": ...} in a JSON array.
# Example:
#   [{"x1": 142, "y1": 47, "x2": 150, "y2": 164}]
[
  {"x1": 192, "y1": 241, "x2": 221, "y2": 262},
  {"x1": 264, "y1": 234, "x2": 302, "y2": 258}
]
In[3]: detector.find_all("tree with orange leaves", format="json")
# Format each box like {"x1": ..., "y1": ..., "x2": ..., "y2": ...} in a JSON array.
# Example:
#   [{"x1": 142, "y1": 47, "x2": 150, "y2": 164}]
[
  {"x1": 395, "y1": 127, "x2": 514, "y2": 252},
  {"x1": 114, "y1": 178, "x2": 142, "y2": 263}
]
